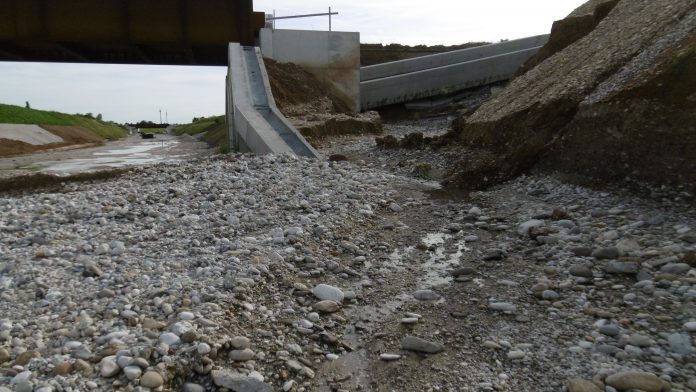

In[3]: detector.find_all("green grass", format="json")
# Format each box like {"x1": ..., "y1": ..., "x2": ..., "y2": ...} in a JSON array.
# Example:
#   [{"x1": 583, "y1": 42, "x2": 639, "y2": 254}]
[
  {"x1": 173, "y1": 115, "x2": 224, "y2": 136},
  {"x1": 0, "y1": 103, "x2": 127, "y2": 140},
  {"x1": 203, "y1": 122, "x2": 227, "y2": 148},
  {"x1": 174, "y1": 115, "x2": 228, "y2": 152}
]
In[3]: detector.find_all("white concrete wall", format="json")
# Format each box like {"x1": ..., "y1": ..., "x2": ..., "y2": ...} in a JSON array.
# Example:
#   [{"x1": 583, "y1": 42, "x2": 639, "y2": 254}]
[{"x1": 260, "y1": 28, "x2": 360, "y2": 112}]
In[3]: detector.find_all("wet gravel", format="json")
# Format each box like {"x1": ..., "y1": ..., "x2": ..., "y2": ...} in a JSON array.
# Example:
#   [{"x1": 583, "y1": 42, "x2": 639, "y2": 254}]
[{"x1": 0, "y1": 124, "x2": 694, "y2": 391}]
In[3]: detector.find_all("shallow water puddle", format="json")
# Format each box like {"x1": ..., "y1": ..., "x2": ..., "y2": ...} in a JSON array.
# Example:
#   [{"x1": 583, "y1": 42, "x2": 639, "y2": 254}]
[
  {"x1": 418, "y1": 232, "x2": 470, "y2": 287},
  {"x1": 34, "y1": 140, "x2": 180, "y2": 174}
]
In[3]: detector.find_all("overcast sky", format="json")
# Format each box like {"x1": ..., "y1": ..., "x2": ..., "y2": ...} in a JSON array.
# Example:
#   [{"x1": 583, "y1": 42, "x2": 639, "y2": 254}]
[{"x1": 0, "y1": 0, "x2": 586, "y2": 124}]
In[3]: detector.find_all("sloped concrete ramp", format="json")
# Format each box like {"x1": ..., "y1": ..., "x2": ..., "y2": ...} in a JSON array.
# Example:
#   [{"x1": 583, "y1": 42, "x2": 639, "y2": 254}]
[
  {"x1": 360, "y1": 35, "x2": 549, "y2": 110},
  {"x1": 0, "y1": 124, "x2": 64, "y2": 145},
  {"x1": 226, "y1": 44, "x2": 320, "y2": 159}
]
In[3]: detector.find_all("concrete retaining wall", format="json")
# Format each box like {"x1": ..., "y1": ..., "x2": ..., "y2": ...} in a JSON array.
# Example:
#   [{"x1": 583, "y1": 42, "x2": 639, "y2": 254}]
[
  {"x1": 260, "y1": 28, "x2": 360, "y2": 112},
  {"x1": 361, "y1": 35, "x2": 549, "y2": 82},
  {"x1": 360, "y1": 45, "x2": 544, "y2": 110},
  {"x1": 227, "y1": 43, "x2": 320, "y2": 159},
  {"x1": 0, "y1": 124, "x2": 64, "y2": 145}
]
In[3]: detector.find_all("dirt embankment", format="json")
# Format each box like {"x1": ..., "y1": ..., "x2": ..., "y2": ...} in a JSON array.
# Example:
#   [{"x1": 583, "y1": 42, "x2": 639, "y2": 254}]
[
  {"x1": 264, "y1": 59, "x2": 383, "y2": 145},
  {"x1": 0, "y1": 125, "x2": 104, "y2": 157},
  {"x1": 360, "y1": 42, "x2": 489, "y2": 66},
  {"x1": 445, "y1": 0, "x2": 696, "y2": 191}
]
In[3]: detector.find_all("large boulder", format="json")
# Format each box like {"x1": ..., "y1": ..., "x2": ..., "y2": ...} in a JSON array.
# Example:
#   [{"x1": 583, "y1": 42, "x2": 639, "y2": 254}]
[{"x1": 446, "y1": 0, "x2": 696, "y2": 190}]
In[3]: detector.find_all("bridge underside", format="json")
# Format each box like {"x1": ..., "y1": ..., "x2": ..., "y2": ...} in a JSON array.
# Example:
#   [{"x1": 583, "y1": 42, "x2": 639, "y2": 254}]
[{"x1": 0, "y1": 0, "x2": 265, "y2": 66}]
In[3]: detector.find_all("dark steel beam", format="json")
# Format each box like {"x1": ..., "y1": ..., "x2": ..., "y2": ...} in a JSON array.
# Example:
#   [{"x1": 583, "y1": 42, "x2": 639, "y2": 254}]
[
  {"x1": 54, "y1": 42, "x2": 91, "y2": 62},
  {"x1": 0, "y1": 0, "x2": 264, "y2": 65}
]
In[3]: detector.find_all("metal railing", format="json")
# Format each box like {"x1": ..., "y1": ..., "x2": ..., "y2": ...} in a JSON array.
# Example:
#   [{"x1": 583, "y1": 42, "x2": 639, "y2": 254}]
[{"x1": 266, "y1": 7, "x2": 338, "y2": 31}]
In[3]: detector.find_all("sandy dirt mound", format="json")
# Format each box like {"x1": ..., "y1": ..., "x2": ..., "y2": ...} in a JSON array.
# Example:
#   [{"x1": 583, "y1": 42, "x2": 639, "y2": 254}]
[
  {"x1": 0, "y1": 138, "x2": 38, "y2": 156},
  {"x1": 41, "y1": 125, "x2": 104, "y2": 145},
  {"x1": 446, "y1": 0, "x2": 696, "y2": 191},
  {"x1": 264, "y1": 59, "x2": 383, "y2": 145}
]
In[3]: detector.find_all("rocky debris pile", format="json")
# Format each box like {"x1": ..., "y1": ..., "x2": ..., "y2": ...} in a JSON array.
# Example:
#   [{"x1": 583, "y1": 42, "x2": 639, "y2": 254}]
[
  {"x1": 0, "y1": 154, "x2": 405, "y2": 391},
  {"x1": 263, "y1": 59, "x2": 382, "y2": 145},
  {"x1": 322, "y1": 116, "x2": 458, "y2": 181},
  {"x1": 447, "y1": 0, "x2": 696, "y2": 190}
]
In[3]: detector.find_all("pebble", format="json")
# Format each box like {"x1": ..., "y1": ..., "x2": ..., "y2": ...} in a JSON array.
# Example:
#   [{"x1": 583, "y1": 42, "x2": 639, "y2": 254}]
[
  {"x1": 212, "y1": 369, "x2": 271, "y2": 391},
  {"x1": 605, "y1": 261, "x2": 639, "y2": 274},
  {"x1": 592, "y1": 247, "x2": 620, "y2": 260},
  {"x1": 660, "y1": 263, "x2": 691, "y2": 274},
  {"x1": 413, "y1": 289, "x2": 440, "y2": 301},
  {"x1": 628, "y1": 334, "x2": 654, "y2": 347},
  {"x1": 197, "y1": 343, "x2": 211, "y2": 355},
  {"x1": 313, "y1": 300, "x2": 341, "y2": 313},
  {"x1": 179, "y1": 311, "x2": 195, "y2": 320},
  {"x1": 451, "y1": 267, "x2": 476, "y2": 276},
  {"x1": 518, "y1": 219, "x2": 544, "y2": 235},
  {"x1": 507, "y1": 350, "x2": 525, "y2": 360},
  {"x1": 140, "y1": 371, "x2": 164, "y2": 388},
  {"x1": 605, "y1": 371, "x2": 669, "y2": 392},
  {"x1": 489, "y1": 302, "x2": 516, "y2": 312},
  {"x1": 229, "y1": 348, "x2": 256, "y2": 361},
  {"x1": 684, "y1": 321, "x2": 696, "y2": 332},
  {"x1": 159, "y1": 332, "x2": 181, "y2": 346},
  {"x1": 567, "y1": 379, "x2": 602, "y2": 392},
  {"x1": 599, "y1": 324, "x2": 621, "y2": 337},
  {"x1": 401, "y1": 336, "x2": 444, "y2": 353},
  {"x1": 541, "y1": 290, "x2": 560, "y2": 300},
  {"x1": 183, "y1": 383, "x2": 206, "y2": 392},
  {"x1": 52, "y1": 361, "x2": 73, "y2": 376},
  {"x1": 100, "y1": 357, "x2": 120, "y2": 378},
  {"x1": 11, "y1": 371, "x2": 32, "y2": 385},
  {"x1": 123, "y1": 366, "x2": 142, "y2": 381},
  {"x1": 380, "y1": 353, "x2": 402, "y2": 361},
  {"x1": 312, "y1": 284, "x2": 345, "y2": 303},
  {"x1": 569, "y1": 265, "x2": 593, "y2": 278},
  {"x1": 668, "y1": 333, "x2": 693, "y2": 355},
  {"x1": 230, "y1": 336, "x2": 251, "y2": 349}
]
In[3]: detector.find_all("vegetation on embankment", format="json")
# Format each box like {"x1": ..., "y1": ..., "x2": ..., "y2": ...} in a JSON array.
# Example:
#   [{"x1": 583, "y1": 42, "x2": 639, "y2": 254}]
[
  {"x1": 173, "y1": 116, "x2": 224, "y2": 136},
  {"x1": 0, "y1": 103, "x2": 127, "y2": 139},
  {"x1": 173, "y1": 116, "x2": 227, "y2": 152}
]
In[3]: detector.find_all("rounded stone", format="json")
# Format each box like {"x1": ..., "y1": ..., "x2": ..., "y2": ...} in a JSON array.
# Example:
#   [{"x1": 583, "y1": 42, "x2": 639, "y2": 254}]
[
  {"x1": 100, "y1": 357, "x2": 120, "y2": 378},
  {"x1": 52, "y1": 361, "x2": 73, "y2": 376},
  {"x1": 313, "y1": 300, "x2": 340, "y2": 313},
  {"x1": 179, "y1": 311, "x2": 195, "y2": 320},
  {"x1": 229, "y1": 348, "x2": 255, "y2": 361},
  {"x1": 567, "y1": 378, "x2": 602, "y2": 392},
  {"x1": 684, "y1": 321, "x2": 696, "y2": 332},
  {"x1": 401, "y1": 336, "x2": 443, "y2": 353},
  {"x1": 507, "y1": 350, "x2": 525, "y2": 360},
  {"x1": 379, "y1": 353, "x2": 401, "y2": 361},
  {"x1": 312, "y1": 284, "x2": 345, "y2": 303},
  {"x1": 123, "y1": 366, "x2": 142, "y2": 381},
  {"x1": 230, "y1": 336, "x2": 251, "y2": 349},
  {"x1": 413, "y1": 289, "x2": 439, "y2": 301},
  {"x1": 541, "y1": 290, "x2": 560, "y2": 300},
  {"x1": 605, "y1": 371, "x2": 668, "y2": 392},
  {"x1": 197, "y1": 343, "x2": 211, "y2": 355},
  {"x1": 159, "y1": 332, "x2": 181, "y2": 346},
  {"x1": 140, "y1": 371, "x2": 164, "y2": 388}
]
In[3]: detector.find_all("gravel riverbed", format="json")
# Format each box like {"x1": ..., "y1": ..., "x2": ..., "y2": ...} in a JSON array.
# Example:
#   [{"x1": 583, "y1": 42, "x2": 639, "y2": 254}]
[{"x1": 0, "y1": 121, "x2": 695, "y2": 391}]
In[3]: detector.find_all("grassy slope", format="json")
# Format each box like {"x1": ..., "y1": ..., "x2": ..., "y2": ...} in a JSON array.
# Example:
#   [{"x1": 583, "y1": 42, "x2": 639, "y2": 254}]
[
  {"x1": 0, "y1": 104, "x2": 127, "y2": 140},
  {"x1": 173, "y1": 116, "x2": 224, "y2": 136},
  {"x1": 174, "y1": 115, "x2": 227, "y2": 151}
]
